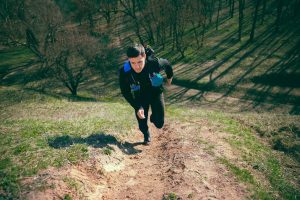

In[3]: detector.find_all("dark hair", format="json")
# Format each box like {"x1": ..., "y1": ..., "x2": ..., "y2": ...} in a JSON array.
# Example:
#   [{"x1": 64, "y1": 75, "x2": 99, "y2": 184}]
[{"x1": 126, "y1": 43, "x2": 145, "y2": 58}]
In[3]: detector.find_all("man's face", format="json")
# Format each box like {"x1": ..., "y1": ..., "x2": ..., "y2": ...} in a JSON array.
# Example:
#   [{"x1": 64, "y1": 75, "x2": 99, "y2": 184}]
[{"x1": 128, "y1": 54, "x2": 146, "y2": 73}]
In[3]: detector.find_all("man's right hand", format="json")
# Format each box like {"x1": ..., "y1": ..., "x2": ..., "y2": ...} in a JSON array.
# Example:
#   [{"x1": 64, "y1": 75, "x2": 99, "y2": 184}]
[{"x1": 137, "y1": 107, "x2": 145, "y2": 119}]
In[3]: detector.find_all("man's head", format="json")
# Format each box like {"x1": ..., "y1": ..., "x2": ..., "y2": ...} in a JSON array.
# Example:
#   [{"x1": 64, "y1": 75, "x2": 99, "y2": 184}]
[{"x1": 126, "y1": 44, "x2": 146, "y2": 73}]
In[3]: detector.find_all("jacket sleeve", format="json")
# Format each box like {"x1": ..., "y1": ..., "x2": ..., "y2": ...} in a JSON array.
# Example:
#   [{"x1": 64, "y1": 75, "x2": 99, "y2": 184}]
[
  {"x1": 158, "y1": 58, "x2": 173, "y2": 79},
  {"x1": 119, "y1": 68, "x2": 141, "y2": 110}
]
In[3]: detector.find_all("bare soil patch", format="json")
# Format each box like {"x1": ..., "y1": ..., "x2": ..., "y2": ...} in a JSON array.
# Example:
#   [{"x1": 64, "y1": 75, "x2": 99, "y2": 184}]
[{"x1": 22, "y1": 121, "x2": 249, "y2": 200}]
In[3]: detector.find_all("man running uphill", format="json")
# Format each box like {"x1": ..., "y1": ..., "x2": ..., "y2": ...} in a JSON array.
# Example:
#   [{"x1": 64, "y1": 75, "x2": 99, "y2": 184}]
[{"x1": 119, "y1": 44, "x2": 173, "y2": 145}]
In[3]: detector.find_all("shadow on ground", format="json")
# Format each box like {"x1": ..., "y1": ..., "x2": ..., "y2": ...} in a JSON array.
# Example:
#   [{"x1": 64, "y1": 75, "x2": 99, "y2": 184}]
[
  {"x1": 48, "y1": 133, "x2": 143, "y2": 155},
  {"x1": 166, "y1": 22, "x2": 300, "y2": 114}
]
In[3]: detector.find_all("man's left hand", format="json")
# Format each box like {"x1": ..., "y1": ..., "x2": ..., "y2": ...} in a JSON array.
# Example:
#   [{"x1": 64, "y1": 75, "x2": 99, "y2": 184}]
[{"x1": 166, "y1": 77, "x2": 173, "y2": 86}]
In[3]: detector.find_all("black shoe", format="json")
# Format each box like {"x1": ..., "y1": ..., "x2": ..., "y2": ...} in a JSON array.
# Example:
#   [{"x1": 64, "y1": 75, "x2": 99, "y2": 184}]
[{"x1": 143, "y1": 131, "x2": 151, "y2": 145}]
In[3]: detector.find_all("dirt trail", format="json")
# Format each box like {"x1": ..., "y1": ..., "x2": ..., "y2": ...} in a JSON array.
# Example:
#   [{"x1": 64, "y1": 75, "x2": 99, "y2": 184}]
[
  {"x1": 23, "y1": 121, "x2": 249, "y2": 200},
  {"x1": 101, "y1": 122, "x2": 248, "y2": 200}
]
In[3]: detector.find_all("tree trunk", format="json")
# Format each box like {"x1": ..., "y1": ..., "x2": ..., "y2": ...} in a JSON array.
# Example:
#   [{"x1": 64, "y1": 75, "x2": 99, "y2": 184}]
[
  {"x1": 238, "y1": 0, "x2": 244, "y2": 41},
  {"x1": 192, "y1": 21, "x2": 200, "y2": 49},
  {"x1": 172, "y1": 23, "x2": 176, "y2": 51},
  {"x1": 275, "y1": 0, "x2": 283, "y2": 33},
  {"x1": 201, "y1": 17, "x2": 207, "y2": 47},
  {"x1": 294, "y1": 0, "x2": 300, "y2": 17},
  {"x1": 26, "y1": 29, "x2": 45, "y2": 61},
  {"x1": 119, "y1": 0, "x2": 144, "y2": 44},
  {"x1": 104, "y1": 11, "x2": 111, "y2": 24},
  {"x1": 71, "y1": 88, "x2": 77, "y2": 96},
  {"x1": 88, "y1": 13, "x2": 94, "y2": 32},
  {"x1": 179, "y1": 48, "x2": 185, "y2": 58},
  {"x1": 261, "y1": 0, "x2": 266, "y2": 24},
  {"x1": 209, "y1": 2, "x2": 214, "y2": 24},
  {"x1": 216, "y1": 0, "x2": 222, "y2": 30},
  {"x1": 135, "y1": 22, "x2": 144, "y2": 44},
  {"x1": 161, "y1": 24, "x2": 166, "y2": 49},
  {"x1": 156, "y1": 26, "x2": 160, "y2": 45},
  {"x1": 249, "y1": 0, "x2": 261, "y2": 42},
  {"x1": 231, "y1": 0, "x2": 235, "y2": 18},
  {"x1": 228, "y1": 0, "x2": 232, "y2": 17},
  {"x1": 142, "y1": 17, "x2": 155, "y2": 44}
]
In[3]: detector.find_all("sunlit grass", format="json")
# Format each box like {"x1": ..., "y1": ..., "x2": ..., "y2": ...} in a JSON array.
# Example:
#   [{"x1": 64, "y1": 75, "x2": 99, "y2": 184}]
[
  {"x1": 0, "y1": 86, "x2": 135, "y2": 198},
  {"x1": 166, "y1": 105, "x2": 300, "y2": 199}
]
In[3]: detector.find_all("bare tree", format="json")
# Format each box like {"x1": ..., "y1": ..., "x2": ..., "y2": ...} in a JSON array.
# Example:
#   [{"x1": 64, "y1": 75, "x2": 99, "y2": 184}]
[
  {"x1": 1, "y1": 0, "x2": 105, "y2": 96},
  {"x1": 200, "y1": 0, "x2": 209, "y2": 47},
  {"x1": 150, "y1": 1, "x2": 170, "y2": 47},
  {"x1": 0, "y1": 0, "x2": 26, "y2": 46},
  {"x1": 50, "y1": 30, "x2": 100, "y2": 96},
  {"x1": 0, "y1": 0, "x2": 64, "y2": 64},
  {"x1": 98, "y1": 0, "x2": 118, "y2": 25},
  {"x1": 119, "y1": 0, "x2": 145, "y2": 44},
  {"x1": 72, "y1": 0, "x2": 98, "y2": 31},
  {"x1": 140, "y1": 0, "x2": 172, "y2": 47},
  {"x1": 249, "y1": 0, "x2": 261, "y2": 42},
  {"x1": 169, "y1": 0, "x2": 190, "y2": 58},
  {"x1": 188, "y1": 0, "x2": 204, "y2": 49},
  {"x1": 138, "y1": 2, "x2": 155, "y2": 45}
]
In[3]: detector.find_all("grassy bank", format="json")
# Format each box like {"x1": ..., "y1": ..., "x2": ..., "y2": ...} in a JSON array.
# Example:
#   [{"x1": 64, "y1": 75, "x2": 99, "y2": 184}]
[
  {"x1": 167, "y1": 106, "x2": 300, "y2": 199},
  {"x1": 1, "y1": 86, "x2": 299, "y2": 199},
  {"x1": 0, "y1": 86, "x2": 135, "y2": 198}
]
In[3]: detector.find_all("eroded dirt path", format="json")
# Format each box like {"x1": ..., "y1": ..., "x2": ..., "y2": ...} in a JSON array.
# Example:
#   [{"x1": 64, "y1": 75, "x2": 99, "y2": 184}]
[
  {"x1": 23, "y1": 121, "x2": 249, "y2": 200},
  {"x1": 101, "y1": 122, "x2": 248, "y2": 200}
]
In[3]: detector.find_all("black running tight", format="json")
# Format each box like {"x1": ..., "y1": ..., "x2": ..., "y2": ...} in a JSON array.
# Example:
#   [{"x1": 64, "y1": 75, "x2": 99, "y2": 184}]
[{"x1": 135, "y1": 93, "x2": 165, "y2": 134}]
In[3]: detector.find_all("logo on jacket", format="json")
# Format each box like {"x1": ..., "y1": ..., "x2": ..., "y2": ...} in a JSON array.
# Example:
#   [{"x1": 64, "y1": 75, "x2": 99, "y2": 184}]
[{"x1": 149, "y1": 73, "x2": 163, "y2": 87}]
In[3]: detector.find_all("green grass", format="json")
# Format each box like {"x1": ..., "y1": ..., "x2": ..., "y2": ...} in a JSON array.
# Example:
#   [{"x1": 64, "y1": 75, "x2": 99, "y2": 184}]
[
  {"x1": 0, "y1": 87, "x2": 299, "y2": 199},
  {"x1": 0, "y1": 47, "x2": 34, "y2": 68},
  {"x1": 219, "y1": 157, "x2": 255, "y2": 184},
  {"x1": 234, "y1": 114, "x2": 300, "y2": 162},
  {"x1": 219, "y1": 157, "x2": 273, "y2": 200},
  {"x1": 63, "y1": 177, "x2": 79, "y2": 191},
  {"x1": 163, "y1": 192, "x2": 179, "y2": 200},
  {"x1": 102, "y1": 147, "x2": 114, "y2": 156},
  {"x1": 212, "y1": 113, "x2": 300, "y2": 200},
  {"x1": 166, "y1": 106, "x2": 300, "y2": 200},
  {"x1": 0, "y1": 87, "x2": 135, "y2": 198},
  {"x1": 63, "y1": 194, "x2": 72, "y2": 200},
  {"x1": 198, "y1": 138, "x2": 215, "y2": 155}
]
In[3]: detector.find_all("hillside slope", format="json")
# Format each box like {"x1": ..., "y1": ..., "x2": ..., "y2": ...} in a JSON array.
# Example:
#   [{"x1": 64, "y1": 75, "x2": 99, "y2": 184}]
[{"x1": 0, "y1": 87, "x2": 299, "y2": 199}]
